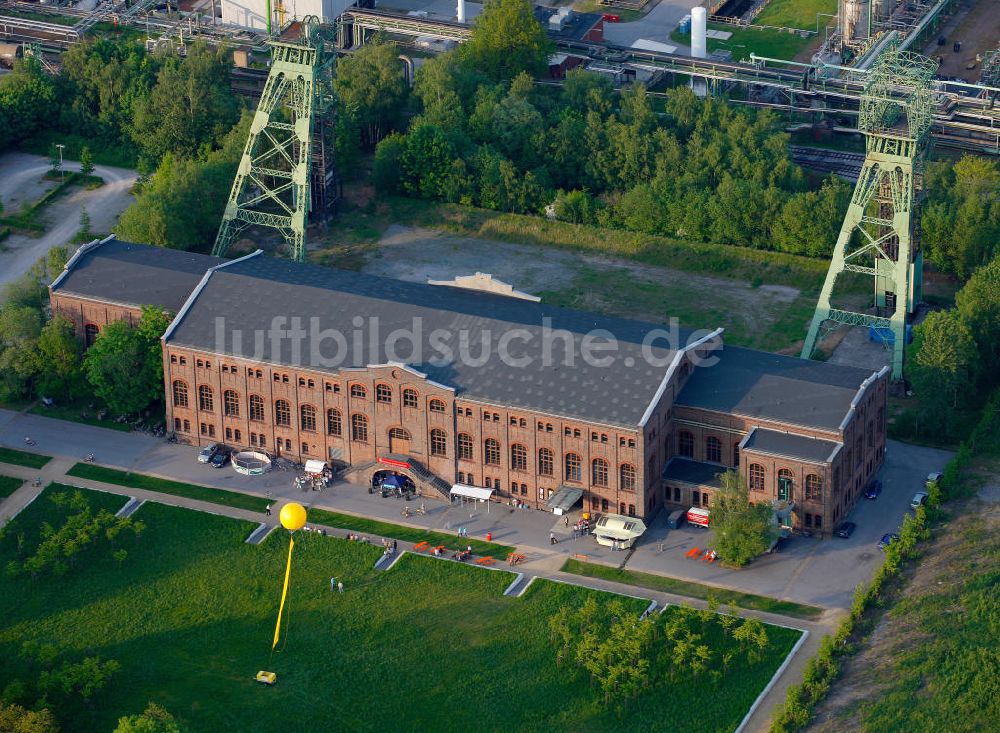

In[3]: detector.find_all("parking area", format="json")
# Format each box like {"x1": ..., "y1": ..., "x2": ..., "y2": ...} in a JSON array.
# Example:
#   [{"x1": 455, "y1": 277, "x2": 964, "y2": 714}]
[{"x1": 617, "y1": 440, "x2": 952, "y2": 610}]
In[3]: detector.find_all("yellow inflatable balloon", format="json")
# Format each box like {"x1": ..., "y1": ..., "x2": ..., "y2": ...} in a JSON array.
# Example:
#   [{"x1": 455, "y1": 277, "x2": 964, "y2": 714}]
[{"x1": 279, "y1": 502, "x2": 307, "y2": 531}]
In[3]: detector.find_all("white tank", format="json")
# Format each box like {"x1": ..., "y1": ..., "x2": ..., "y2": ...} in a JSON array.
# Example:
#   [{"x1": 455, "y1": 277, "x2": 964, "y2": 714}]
[
  {"x1": 840, "y1": 0, "x2": 871, "y2": 44},
  {"x1": 691, "y1": 6, "x2": 707, "y2": 59},
  {"x1": 457, "y1": 0, "x2": 466, "y2": 23}
]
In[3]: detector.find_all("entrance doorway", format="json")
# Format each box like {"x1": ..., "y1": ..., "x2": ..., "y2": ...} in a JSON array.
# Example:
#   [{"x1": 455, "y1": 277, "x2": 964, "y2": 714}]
[{"x1": 388, "y1": 427, "x2": 411, "y2": 455}]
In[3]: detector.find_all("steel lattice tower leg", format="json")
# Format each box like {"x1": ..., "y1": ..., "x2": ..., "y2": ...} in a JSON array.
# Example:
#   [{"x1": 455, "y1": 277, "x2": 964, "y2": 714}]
[
  {"x1": 800, "y1": 48, "x2": 937, "y2": 380},
  {"x1": 213, "y1": 40, "x2": 320, "y2": 262}
]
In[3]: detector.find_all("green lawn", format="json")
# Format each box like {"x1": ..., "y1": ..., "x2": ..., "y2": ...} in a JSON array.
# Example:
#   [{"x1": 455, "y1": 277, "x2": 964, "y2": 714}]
[
  {"x1": 753, "y1": 0, "x2": 836, "y2": 30},
  {"x1": 672, "y1": 23, "x2": 814, "y2": 61},
  {"x1": 65, "y1": 463, "x2": 269, "y2": 513},
  {"x1": 561, "y1": 558, "x2": 824, "y2": 620},
  {"x1": 0, "y1": 446, "x2": 52, "y2": 469},
  {"x1": 307, "y1": 507, "x2": 516, "y2": 556},
  {"x1": 0, "y1": 475, "x2": 23, "y2": 499},
  {"x1": 0, "y1": 490, "x2": 801, "y2": 733}
]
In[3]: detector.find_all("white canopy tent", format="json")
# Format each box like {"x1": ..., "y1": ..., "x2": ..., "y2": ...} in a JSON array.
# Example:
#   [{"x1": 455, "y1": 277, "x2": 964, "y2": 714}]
[{"x1": 450, "y1": 484, "x2": 495, "y2": 512}]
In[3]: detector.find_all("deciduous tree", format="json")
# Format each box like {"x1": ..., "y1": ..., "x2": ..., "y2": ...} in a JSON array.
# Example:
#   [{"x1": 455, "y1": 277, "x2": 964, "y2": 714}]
[{"x1": 711, "y1": 470, "x2": 778, "y2": 566}]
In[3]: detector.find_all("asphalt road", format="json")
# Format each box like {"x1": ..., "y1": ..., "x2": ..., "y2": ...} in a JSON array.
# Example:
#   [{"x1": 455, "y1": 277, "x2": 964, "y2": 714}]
[
  {"x1": 603, "y1": 0, "x2": 701, "y2": 48},
  {"x1": 0, "y1": 152, "x2": 137, "y2": 289}
]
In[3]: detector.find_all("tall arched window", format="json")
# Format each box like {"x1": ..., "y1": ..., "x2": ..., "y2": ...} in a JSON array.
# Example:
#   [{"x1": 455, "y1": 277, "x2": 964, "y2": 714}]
[
  {"x1": 84, "y1": 324, "x2": 99, "y2": 347},
  {"x1": 172, "y1": 380, "x2": 188, "y2": 408},
  {"x1": 706, "y1": 436, "x2": 721, "y2": 463},
  {"x1": 749, "y1": 463, "x2": 765, "y2": 491},
  {"x1": 403, "y1": 388, "x2": 418, "y2": 408},
  {"x1": 430, "y1": 429, "x2": 447, "y2": 457},
  {"x1": 376, "y1": 384, "x2": 392, "y2": 403},
  {"x1": 351, "y1": 414, "x2": 368, "y2": 442},
  {"x1": 777, "y1": 468, "x2": 794, "y2": 501},
  {"x1": 484, "y1": 438, "x2": 500, "y2": 466},
  {"x1": 538, "y1": 448, "x2": 554, "y2": 476},
  {"x1": 592, "y1": 458, "x2": 609, "y2": 487},
  {"x1": 274, "y1": 399, "x2": 291, "y2": 427},
  {"x1": 327, "y1": 408, "x2": 342, "y2": 436},
  {"x1": 565, "y1": 453, "x2": 582, "y2": 482},
  {"x1": 678, "y1": 431, "x2": 694, "y2": 457},
  {"x1": 805, "y1": 474, "x2": 823, "y2": 502},
  {"x1": 198, "y1": 385, "x2": 214, "y2": 411},
  {"x1": 224, "y1": 390, "x2": 240, "y2": 417},
  {"x1": 510, "y1": 444, "x2": 527, "y2": 471},
  {"x1": 620, "y1": 463, "x2": 636, "y2": 491},
  {"x1": 249, "y1": 395, "x2": 264, "y2": 422},
  {"x1": 300, "y1": 404, "x2": 317, "y2": 432},
  {"x1": 457, "y1": 433, "x2": 473, "y2": 460},
  {"x1": 429, "y1": 399, "x2": 446, "y2": 413}
]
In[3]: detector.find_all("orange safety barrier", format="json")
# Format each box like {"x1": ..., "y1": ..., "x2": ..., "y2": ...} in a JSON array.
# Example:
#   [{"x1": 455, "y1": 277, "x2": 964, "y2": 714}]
[
  {"x1": 703, "y1": 550, "x2": 717, "y2": 563},
  {"x1": 572, "y1": 553, "x2": 589, "y2": 561},
  {"x1": 414, "y1": 541, "x2": 430, "y2": 552},
  {"x1": 475, "y1": 556, "x2": 495, "y2": 566},
  {"x1": 685, "y1": 547, "x2": 701, "y2": 559}
]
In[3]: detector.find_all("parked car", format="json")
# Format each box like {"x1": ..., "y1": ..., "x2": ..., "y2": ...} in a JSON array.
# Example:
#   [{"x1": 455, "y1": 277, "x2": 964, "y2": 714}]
[
  {"x1": 198, "y1": 443, "x2": 221, "y2": 463},
  {"x1": 910, "y1": 491, "x2": 929, "y2": 510},
  {"x1": 209, "y1": 449, "x2": 230, "y2": 469},
  {"x1": 864, "y1": 479, "x2": 882, "y2": 500},
  {"x1": 926, "y1": 472, "x2": 943, "y2": 487},
  {"x1": 834, "y1": 521, "x2": 856, "y2": 539},
  {"x1": 879, "y1": 532, "x2": 900, "y2": 550}
]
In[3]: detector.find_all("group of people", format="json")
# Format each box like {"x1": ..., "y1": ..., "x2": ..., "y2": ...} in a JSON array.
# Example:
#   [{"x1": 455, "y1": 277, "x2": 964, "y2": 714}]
[
  {"x1": 381, "y1": 537, "x2": 398, "y2": 556},
  {"x1": 451, "y1": 546, "x2": 474, "y2": 562},
  {"x1": 346, "y1": 533, "x2": 370, "y2": 543}
]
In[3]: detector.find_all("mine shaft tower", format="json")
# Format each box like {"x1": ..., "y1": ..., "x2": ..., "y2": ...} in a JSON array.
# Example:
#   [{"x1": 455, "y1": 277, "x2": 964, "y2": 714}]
[
  {"x1": 801, "y1": 47, "x2": 937, "y2": 380},
  {"x1": 213, "y1": 17, "x2": 338, "y2": 262}
]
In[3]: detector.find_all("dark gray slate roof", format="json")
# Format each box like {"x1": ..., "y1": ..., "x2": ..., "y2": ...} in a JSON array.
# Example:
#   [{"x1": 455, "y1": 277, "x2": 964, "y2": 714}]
[
  {"x1": 662, "y1": 458, "x2": 726, "y2": 488},
  {"x1": 743, "y1": 428, "x2": 841, "y2": 463},
  {"x1": 676, "y1": 345, "x2": 873, "y2": 431},
  {"x1": 166, "y1": 255, "x2": 691, "y2": 427},
  {"x1": 52, "y1": 238, "x2": 223, "y2": 313}
]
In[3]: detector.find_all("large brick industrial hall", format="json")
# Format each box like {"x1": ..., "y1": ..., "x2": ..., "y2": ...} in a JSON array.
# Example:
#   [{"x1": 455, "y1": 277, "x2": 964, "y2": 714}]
[{"x1": 49, "y1": 237, "x2": 889, "y2": 536}]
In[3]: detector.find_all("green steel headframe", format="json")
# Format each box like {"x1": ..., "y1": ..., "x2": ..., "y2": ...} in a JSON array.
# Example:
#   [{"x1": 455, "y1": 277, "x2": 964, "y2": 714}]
[
  {"x1": 213, "y1": 18, "x2": 335, "y2": 262},
  {"x1": 801, "y1": 47, "x2": 937, "y2": 380}
]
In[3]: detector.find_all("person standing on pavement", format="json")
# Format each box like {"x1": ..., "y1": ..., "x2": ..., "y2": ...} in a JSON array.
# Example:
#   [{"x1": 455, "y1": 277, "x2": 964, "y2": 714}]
[
  {"x1": 550, "y1": 531, "x2": 557, "y2": 545},
  {"x1": 564, "y1": 516, "x2": 569, "y2": 527},
  {"x1": 265, "y1": 504, "x2": 272, "y2": 516}
]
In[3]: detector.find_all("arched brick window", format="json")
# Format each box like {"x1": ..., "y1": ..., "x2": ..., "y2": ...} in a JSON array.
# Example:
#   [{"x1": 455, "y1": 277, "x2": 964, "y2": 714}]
[
  {"x1": 457, "y1": 433, "x2": 473, "y2": 460},
  {"x1": 484, "y1": 438, "x2": 500, "y2": 466},
  {"x1": 430, "y1": 429, "x2": 447, "y2": 457},
  {"x1": 249, "y1": 395, "x2": 264, "y2": 422},
  {"x1": 429, "y1": 398, "x2": 446, "y2": 413},
  {"x1": 538, "y1": 448, "x2": 553, "y2": 476},
  {"x1": 198, "y1": 385, "x2": 214, "y2": 411},
  {"x1": 510, "y1": 444, "x2": 527, "y2": 471},
  {"x1": 172, "y1": 380, "x2": 188, "y2": 408},
  {"x1": 620, "y1": 463, "x2": 636, "y2": 491},
  {"x1": 749, "y1": 463, "x2": 765, "y2": 491},
  {"x1": 376, "y1": 384, "x2": 392, "y2": 404},
  {"x1": 224, "y1": 390, "x2": 240, "y2": 418},
  {"x1": 350, "y1": 384, "x2": 366, "y2": 399},
  {"x1": 805, "y1": 474, "x2": 823, "y2": 502},
  {"x1": 403, "y1": 388, "x2": 418, "y2": 408},
  {"x1": 777, "y1": 468, "x2": 794, "y2": 501},
  {"x1": 592, "y1": 458, "x2": 609, "y2": 487},
  {"x1": 300, "y1": 404, "x2": 317, "y2": 432},
  {"x1": 678, "y1": 431, "x2": 694, "y2": 457},
  {"x1": 327, "y1": 408, "x2": 342, "y2": 436},
  {"x1": 706, "y1": 436, "x2": 721, "y2": 463},
  {"x1": 274, "y1": 399, "x2": 291, "y2": 427},
  {"x1": 565, "y1": 453, "x2": 582, "y2": 482},
  {"x1": 84, "y1": 323, "x2": 99, "y2": 347},
  {"x1": 351, "y1": 414, "x2": 368, "y2": 442}
]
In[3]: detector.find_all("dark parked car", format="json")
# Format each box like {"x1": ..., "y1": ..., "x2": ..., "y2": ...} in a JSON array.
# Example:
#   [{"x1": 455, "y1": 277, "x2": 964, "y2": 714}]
[
  {"x1": 210, "y1": 449, "x2": 230, "y2": 469},
  {"x1": 864, "y1": 479, "x2": 882, "y2": 500},
  {"x1": 834, "y1": 521, "x2": 856, "y2": 539},
  {"x1": 879, "y1": 532, "x2": 900, "y2": 551}
]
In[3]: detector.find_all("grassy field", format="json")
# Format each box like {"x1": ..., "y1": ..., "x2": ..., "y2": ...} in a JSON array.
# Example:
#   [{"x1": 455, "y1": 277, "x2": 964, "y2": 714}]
[
  {"x1": 65, "y1": 463, "x2": 269, "y2": 513},
  {"x1": 754, "y1": 0, "x2": 837, "y2": 30},
  {"x1": 0, "y1": 447, "x2": 51, "y2": 469},
  {"x1": 561, "y1": 559, "x2": 824, "y2": 620},
  {"x1": 671, "y1": 23, "x2": 814, "y2": 61},
  {"x1": 0, "y1": 489, "x2": 801, "y2": 733},
  {"x1": 0, "y1": 475, "x2": 23, "y2": 499},
  {"x1": 307, "y1": 507, "x2": 516, "y2": 556}
]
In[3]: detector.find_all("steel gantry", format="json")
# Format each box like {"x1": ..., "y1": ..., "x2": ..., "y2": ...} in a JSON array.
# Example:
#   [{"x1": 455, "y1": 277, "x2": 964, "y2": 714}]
[
  {"x1": 213, "y1": 17, "x2": 337, "y2": 262},
  {"x1": 801, "y1": 47, "x2": 937, "y2": 380}
]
